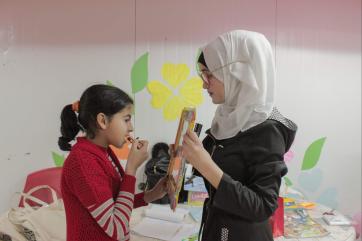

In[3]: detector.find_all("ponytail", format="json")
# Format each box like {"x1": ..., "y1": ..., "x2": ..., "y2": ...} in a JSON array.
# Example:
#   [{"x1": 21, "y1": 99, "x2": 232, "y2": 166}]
[{"x1": 58, "y1": 104, "x2": 81, "y2": 151}]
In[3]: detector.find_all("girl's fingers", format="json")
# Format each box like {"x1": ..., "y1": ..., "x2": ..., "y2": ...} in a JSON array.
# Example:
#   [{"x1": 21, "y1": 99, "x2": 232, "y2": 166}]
[{"x1": 134, "y1": 140, "x2": 148, "y2": 150}]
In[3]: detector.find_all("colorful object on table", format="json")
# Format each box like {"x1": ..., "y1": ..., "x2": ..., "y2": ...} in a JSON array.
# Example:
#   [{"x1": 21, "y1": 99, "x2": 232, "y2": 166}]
[
  {"x1": 283, "y1": 197, "x2": 296, "y2": 207},
  {"x1": 284, "y1": 208, "x2": 329, "y2": 238},
  {"x1": 299, "y1": 201, "x2": 316, "y2": 209},
  {"x1": 187, "y1": 191, "x2": 208, "y2": 207},
  {"x1": 184, "y1": 176, "x2": 207, "y2": 193},
  {"x1": 52, "y1": 151, "x2": 65, "y2": 167},
  {"x1": 301, "y1": 137, "x2": 326, "y2": 171},
  {"x1": 182, "y1": 233, "x2": 198, "y2": 241},
  {"x1": 131, "y1": 52, "x2": 149, "y2": 93},
  {"x1": 147, "y1": 62, "x2": 203, "y2": 121}
]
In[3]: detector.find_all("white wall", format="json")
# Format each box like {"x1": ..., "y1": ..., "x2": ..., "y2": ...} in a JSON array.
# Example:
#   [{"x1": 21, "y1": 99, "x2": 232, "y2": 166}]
[{"x1": 0, "y1": 0, "x2": 360, "y2": 223}]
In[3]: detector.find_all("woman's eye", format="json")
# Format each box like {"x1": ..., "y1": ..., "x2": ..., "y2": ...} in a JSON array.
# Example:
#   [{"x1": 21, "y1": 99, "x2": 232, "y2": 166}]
[{"x1": 205, "y1": 73, "x2": 213, "y2": 79}]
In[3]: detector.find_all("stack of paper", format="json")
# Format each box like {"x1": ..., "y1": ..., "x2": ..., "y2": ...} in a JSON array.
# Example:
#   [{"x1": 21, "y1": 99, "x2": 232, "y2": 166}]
[
  {"x1": 322, "y1": 214, "x2": 352, "y2": 226},
  {"x1": 132, "y1": 217, "x2": 183, "y2": 240},
  {"x1": 144, "y1": 204, "x2": 189, "y2": 223},
  {"x1": 131, "y1": 204, "x2": 199, "y2": 240},
  {"x1": 131, "y1": 217, "x2": 199, "y2": 241}
]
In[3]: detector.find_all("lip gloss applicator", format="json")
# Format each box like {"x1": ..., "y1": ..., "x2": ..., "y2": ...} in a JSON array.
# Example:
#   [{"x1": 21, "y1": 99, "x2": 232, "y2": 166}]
[{"x1": 125, "y1": 136, "x2": 144, "y2": 149}]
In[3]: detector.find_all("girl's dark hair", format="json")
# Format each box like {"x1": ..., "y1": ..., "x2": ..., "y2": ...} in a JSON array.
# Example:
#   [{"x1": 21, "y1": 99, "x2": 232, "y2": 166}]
[
  {"x1": 58, "y1": 84, "x2": 133, "y2": 151},
  {"x1": 151, "y1": 142, "x2": 170, "y2": 158},
  {"x1": 197, "y1": 52, "x2": 208, "y2": 68}
]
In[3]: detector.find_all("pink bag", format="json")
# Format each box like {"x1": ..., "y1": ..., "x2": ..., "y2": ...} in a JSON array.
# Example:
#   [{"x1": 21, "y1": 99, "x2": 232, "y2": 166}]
[{"x1": 270, "y1": 197, "x2": 284, "y2": 238}]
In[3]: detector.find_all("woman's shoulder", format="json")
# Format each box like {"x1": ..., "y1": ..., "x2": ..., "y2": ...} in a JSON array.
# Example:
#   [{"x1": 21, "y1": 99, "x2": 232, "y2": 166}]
[
  {"x1": 245, "y1": 108, "x2": 297, "y2": 138},
  {"x1": 241, "y1": 115, "x2": 297, "y2": 153}
]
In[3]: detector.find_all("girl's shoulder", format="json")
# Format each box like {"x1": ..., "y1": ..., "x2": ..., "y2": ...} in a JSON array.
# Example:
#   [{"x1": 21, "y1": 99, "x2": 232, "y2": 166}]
[{"x1": 63, "y1": 139, "x2": 108, "y2": 171}]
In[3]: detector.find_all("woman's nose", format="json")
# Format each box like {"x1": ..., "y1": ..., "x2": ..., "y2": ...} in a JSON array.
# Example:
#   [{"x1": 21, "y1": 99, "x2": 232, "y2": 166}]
[{"x1": 202, "y1": 81, "x2": 208, "y2": 89}]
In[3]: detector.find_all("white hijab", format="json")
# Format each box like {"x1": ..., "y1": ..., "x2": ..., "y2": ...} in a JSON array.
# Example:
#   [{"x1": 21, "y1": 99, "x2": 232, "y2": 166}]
[{"x1": 202, "y1": 30, "x2": 275, "y2": 139}]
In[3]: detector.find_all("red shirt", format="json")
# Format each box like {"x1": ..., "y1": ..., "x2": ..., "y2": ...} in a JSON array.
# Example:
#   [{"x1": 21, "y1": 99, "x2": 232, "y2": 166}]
[{"x1": 61, "y1": 137, "x2": 147, "y2": 241}]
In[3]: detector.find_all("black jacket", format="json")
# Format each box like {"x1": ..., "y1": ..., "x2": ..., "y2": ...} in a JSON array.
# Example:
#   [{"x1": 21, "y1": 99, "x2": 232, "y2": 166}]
[{"x1": 198, "y1": 114, "x2": 297, "y2": 241}]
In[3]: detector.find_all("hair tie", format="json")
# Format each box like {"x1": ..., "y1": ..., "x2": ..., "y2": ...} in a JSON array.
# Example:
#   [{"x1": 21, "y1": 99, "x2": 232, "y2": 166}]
[{"x1": 72, "y1": 101, "x2": 80, "y2": 112}]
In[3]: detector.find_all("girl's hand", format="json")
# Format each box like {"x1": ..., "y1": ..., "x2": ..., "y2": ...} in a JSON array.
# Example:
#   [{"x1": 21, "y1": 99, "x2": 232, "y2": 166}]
[
  {"x1": 144, "y1": 176, "x2": 169, "y2": 203},
  {"x1": 125, "y1": 139, "x2": 149, "y2": 175}
]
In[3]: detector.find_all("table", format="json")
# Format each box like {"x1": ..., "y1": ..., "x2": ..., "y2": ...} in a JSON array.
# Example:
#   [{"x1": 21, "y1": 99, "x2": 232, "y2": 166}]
[
  {"x1": 130, "y1": 204, "x2": 356, "y2": 241},
  {"x1": 276, "y1": 203, "x2": 355, "y2": 241}
]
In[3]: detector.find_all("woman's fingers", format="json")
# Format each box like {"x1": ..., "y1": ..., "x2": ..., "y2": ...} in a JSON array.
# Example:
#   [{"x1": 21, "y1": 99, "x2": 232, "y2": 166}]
[
  {"x1": 186, "y1": 129, "x2": 200, "y2": 142},
  {"x1": 182, "y1": 134, "x2": 194, "y2": 146}
]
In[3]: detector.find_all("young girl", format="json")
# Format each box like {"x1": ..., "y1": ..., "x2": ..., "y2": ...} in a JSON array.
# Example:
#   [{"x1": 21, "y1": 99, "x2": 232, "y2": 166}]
[{"x1": 59, "y1": 84, "x2": 167, "y2": 241}]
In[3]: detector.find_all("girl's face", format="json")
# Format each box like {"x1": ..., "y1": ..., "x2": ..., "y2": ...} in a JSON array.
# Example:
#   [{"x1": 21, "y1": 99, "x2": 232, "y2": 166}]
[
  {"x1": 105, "y1": 105, "x2": 134, "y2": 148},
  {"x1": 198, "y1": 63, "x2": 225, "y2": 104}
]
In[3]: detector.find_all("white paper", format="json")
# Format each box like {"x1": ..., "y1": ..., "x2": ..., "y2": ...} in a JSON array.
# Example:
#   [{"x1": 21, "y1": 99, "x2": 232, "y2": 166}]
[
  {"x1": 171, "y1": 223, "x2": 199, "y2": 241},
  {"x1": 322, "y1": 214, "x2": 352, "y2": 226},
  {"x1": 144, "y1": 204, "x2": 189, "y2": 223},
  {"x1": 131, "y1": 217, "x2": 183, "y2": 240}
]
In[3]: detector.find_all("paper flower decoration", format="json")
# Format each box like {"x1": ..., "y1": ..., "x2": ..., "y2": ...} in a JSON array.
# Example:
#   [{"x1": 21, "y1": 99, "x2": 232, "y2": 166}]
[{"x1": 147, "y1": 63, "x2": 203, "y2": 121}]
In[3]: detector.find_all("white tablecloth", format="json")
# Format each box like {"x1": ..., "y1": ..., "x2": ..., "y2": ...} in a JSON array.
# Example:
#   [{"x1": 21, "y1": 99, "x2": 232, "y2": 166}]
[{"x1": 130, "y1": 203, "x2": 356, "y2": 241}]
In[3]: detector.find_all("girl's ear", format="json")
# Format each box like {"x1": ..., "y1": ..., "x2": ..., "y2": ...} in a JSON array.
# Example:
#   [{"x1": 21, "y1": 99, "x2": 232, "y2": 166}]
[{"x1": 96, "y1": 113, "x2": 108, "y2": 130}]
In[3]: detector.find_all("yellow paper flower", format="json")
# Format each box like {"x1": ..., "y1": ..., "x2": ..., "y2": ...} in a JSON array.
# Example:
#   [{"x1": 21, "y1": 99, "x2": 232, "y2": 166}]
[{"x1": 147, "y1": 63, "x2": 203, "y2": 121}]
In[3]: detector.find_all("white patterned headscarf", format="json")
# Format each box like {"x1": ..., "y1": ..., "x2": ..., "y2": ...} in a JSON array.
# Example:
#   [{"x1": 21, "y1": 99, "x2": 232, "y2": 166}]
[{"x1": 202, "y1": 30, "x2": 275, "y2": 139}]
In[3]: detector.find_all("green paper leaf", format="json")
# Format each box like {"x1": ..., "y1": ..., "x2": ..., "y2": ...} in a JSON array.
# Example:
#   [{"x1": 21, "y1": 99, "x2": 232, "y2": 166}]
[
  {"x1": 195, "y1": 48, "x2": 202, "y2": 73},
  {"x1": 131, "y1": 52, "x2": 149, "y2": 93},
  {"x1": 52, "y1": 151, "x2": 65, "y2": 167},
  {"x1": 301, "y1": 137, "x2": 326, "y2": 171},
  {"x1": 106, "y1": 80, "x2": 114, "y2": 86},
  {"x1": 284, "y1": 177, "x2": 293, "y2": 187}
]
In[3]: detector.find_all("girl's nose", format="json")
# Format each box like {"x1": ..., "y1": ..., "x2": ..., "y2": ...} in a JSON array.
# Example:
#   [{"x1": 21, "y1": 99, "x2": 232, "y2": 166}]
[{"x1": 128, "y1": 122, "x2": 134, "y2": 132}]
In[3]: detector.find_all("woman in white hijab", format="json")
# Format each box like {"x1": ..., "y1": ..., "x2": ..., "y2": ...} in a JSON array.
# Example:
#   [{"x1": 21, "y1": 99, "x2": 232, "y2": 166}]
[{"x1": 182, "y1": 30, "x2": 297, "y2": 241}]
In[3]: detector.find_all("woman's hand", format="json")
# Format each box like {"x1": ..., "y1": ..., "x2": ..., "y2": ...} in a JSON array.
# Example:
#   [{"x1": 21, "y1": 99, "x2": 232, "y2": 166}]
[
  {"x1": 125, "y1": 139, "x2": 149, "y2": 176},
  {"x1": 144, "y1": 176, "x2": 170, "y2": 203},
  {"x1": 181, "y1": 129, "x2": 211, "y2": 170},
  {"x1": 182, "y1": 129, "x2": 224, "y2": 189}
]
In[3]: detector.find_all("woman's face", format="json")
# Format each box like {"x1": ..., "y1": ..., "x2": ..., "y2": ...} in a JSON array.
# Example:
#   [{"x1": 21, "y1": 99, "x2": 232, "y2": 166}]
[{"x1": 198, "y1": 63, "x2": 225, "y2": 104}]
